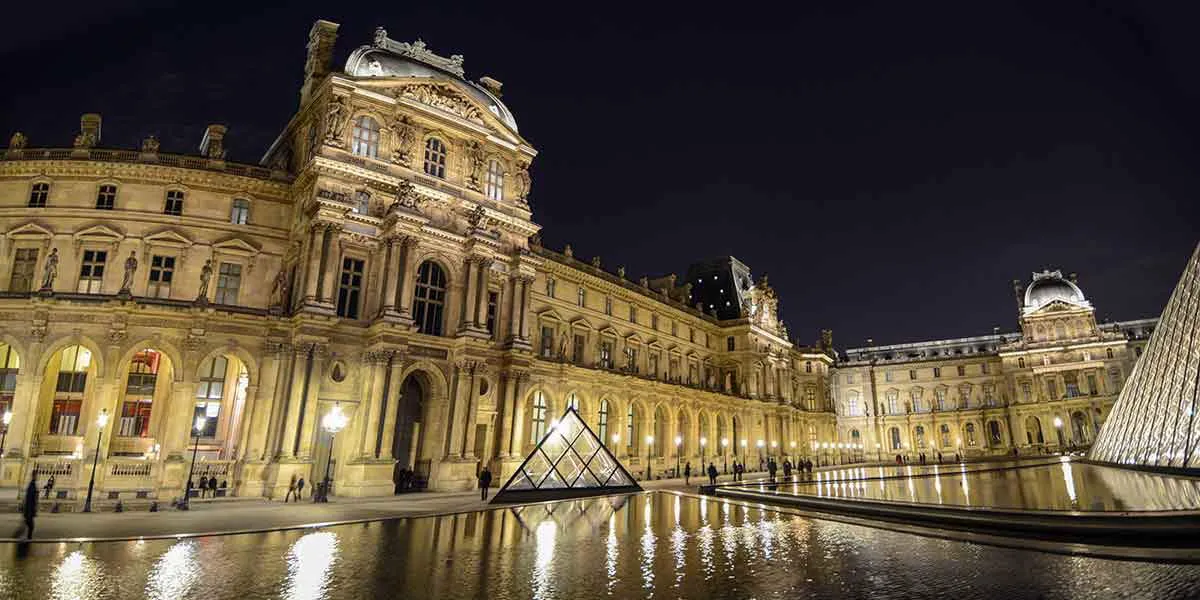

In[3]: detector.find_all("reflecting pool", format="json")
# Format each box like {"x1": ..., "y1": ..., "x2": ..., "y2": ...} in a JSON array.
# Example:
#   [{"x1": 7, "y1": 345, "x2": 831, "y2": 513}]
[
  {"x1": 762, "y1": 458, "x2": 1200, "y2": 512},
  {"x1": 1, "y1": 492, "x2": 1198, "y2": 599}
]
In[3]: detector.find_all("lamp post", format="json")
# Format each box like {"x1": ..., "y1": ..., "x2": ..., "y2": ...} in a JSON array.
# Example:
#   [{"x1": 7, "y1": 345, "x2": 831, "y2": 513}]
[
  {"x1": 1053, "y1": 416, "x2": 1064, "y2": 450},
  {"x1": 316, "y1": 403, "x2": 348, "y2": 503},
  {"x1": 756, "y1": 439, "x2": 764, "y2": 469},
  {"x1": 0, "y1": 409, "x2": 12, "y2": 458},
  {"x1": 674, "y1": 435, "x2": 682, "y2": 477},
  {"x1": 875, "y1": 442, "x2": 882, "y2": 463},
  {"x1": 645, "y1": 435, "x2": 654, "y2": 480},
  {"x1": 82, "y1": 409, "x2": 109, "y2": 513},
  {"x1": 721, "y1": 438, "x2": 728, "y2": 474},
  {"x1": 180, "y1": 414, "x2": 206, "y2": 511},
  {"x1": 740, "y1": 439, "x2": 747, "y2": 470},
  {"x1": 699, "y1": 437, "x2": 707, "y2": 468}
]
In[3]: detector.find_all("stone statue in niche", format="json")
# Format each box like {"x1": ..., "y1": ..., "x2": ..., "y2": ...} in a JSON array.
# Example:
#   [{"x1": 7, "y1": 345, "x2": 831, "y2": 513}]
[
  {"x1": 120, "y1": 252, "x2": 138, "y2": 293},
  {"x1": 270, "y1": 269, "x2": 290, "y2": 309},
  {"x1": 40, "y1": 248, "x2": 59, "y2": 291},
  {"x1": 197, "y1": 260, "x2": 213, "y2": 302},
  {"x1": 466, "y1": 205, "x2": 487, "y2": 231},
  {"x1": 514, "y1": 161, "x2": 531, "y2": 202},
  {"x1": 389, "y1": 114, "x2": 415, "y2": 165},
  {"x1": 9, "y1": 132, "x2": 27, "y2": 150},
  {"x1": 465, "y1": 141, "x2": 485, "y2": 191},
  {"x1": 324, "y1": 95, "x2": 349, "y2": 146}
]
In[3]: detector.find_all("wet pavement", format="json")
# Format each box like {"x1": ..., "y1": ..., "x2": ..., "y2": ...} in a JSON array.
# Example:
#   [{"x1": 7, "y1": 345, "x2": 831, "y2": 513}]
[{"x1": 0, "y1": 492, "x2": 1197, "y2": 599}]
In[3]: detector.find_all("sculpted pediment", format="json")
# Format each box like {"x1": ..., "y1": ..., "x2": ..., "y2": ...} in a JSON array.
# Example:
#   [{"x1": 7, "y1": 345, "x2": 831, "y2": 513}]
[
  {"x1": 5, "y1": 222, "x2": 53, "y2": 240},
  {"x1": 211, "y1": 237, "x2": 259, "y2": 257},
  {"x1": 73, "y1": 224, "x2": 124, "y2": 243},
  {"x1": 568, "y1": 317, "x2": 593, "y2": 330},
  {"x1": 143, "y1": 229, "x2": 194, "y2": 249},
  {"x1": 536, "y1": 308, "x2": 563, "y2": 322}
]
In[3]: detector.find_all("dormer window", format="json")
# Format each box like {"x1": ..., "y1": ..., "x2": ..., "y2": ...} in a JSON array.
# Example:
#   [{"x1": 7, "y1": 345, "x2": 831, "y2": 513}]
[
  {"x1": 423, "y1": 138, "x2": 447, "y2": 178},
  {"x1": 96, "y1": 185, "x2": 117, "y2": 210},
  {"x1": 164, "y1": 190, "x2": 185, "y2": 216},
  {"x1": 28, "y1": 182, "x2": 49, "y2": 208},
  {"x1": 351, "y1": 116, "x2": 380, "y2": 159},
  {"x1": 230, "y1": 198, "x2": 250, "y2": 224},
  {"x1": 353, "y1": 190, "x2": 371, "y2": 215},
  {"x1": 485, "y1": 159, "x2": 504, "y2": 201}
]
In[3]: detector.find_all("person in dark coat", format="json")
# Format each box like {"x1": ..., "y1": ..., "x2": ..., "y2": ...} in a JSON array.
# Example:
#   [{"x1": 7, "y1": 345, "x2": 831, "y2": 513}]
[
  {"x1": 198, "y1": 475, "x2": 209, "y2": 498},
  {"x1": 768, "y1": 459, "x2": 777, "y2": 482},
  {"x1": 285, "y1": 473, "x2": 298, "y2": 502},
  {"x1": 208, "y1": 476, "x2": 218, "y2": 498},
  {"x1": 707, "y1": 463, "x2": 718, "y2": 485},
  {"x1": 684, "y1": 462, "x2": 692, "y2": 485},
  {"x1": 43, "y1": 475, "x2": 55, "y2": 499},
  {"x1": 479, "y1": 467, "x2": 493, "y2": 501},
  {"x1": 296, "y1": 477, "x2": 306, "y2": 500},
  {"x1": 22, "y1": 475, "x2": 38, "y2": 540}
]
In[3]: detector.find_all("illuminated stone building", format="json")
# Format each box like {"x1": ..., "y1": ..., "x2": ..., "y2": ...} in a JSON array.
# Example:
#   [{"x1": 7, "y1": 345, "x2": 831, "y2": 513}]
[
  {"x1": 0, "y1": 22, "x2": 837, "y2": 502},
  {"x1": 834, "y1": 270, "x2": 1155, "y2": 463}
]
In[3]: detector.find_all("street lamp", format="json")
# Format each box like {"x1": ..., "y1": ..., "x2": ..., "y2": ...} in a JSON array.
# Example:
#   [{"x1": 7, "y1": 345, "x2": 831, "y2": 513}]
[
  {"x1": 699, "y1": 436, "x2": 707, "y2": 468},
  {"x1": 721, "y1": 438, "x2": 729, "y2": 474},
  {"x1": 674, "y1": 435, "x2": 683, "y2": 477},
  {"x1": 82, "y1": 409, "x2": 109, "y2": 513},
  {"x1": 645, "y1": 435, "x2": 654, "y2": 480},
  {"x1": 316, "y1": 402, "x2": 348, "y2": 502},
  {"x1": 0, "y1": 409, "x2": 12, "y2": 458},
  {"x1": 1053, "y1": 416, "x2": 1065, "y2": 450},
  {"x1": 740, "y1": 439, "x2": 747, "y2": 470},
  {"x1": 181, "y1": 414, "x2": 206, "y2": 511},
  {"x1": 756, "y1": 439, "x2": 764, "y2": 468}
]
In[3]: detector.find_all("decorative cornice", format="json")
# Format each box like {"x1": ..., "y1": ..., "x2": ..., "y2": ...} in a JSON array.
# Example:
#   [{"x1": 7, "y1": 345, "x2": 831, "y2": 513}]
[{"x1": 371, "y1": 29, "x2": 465, "y2": 78}]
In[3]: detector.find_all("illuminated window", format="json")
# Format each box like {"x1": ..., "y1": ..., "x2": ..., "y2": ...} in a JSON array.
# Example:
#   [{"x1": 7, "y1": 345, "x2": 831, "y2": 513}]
[
  {"x1": 51, "y1": 346, "x2": 92, "y2": 435},
  {"x1": 600, "y1": 340, "x2": 613, "y2": 369},
  {"x1": 336, "y1": 258, "x2": 364, "y2": 319},
  {"x1": 96, "y1": 185, "x2": 117, "y2": 210},
  {"x1": 214, "y1": 262, "x2": 241, "y2": 305},
  {"x1": 351, "y1": 116, "x2": 380, "y2": 158},
  {"x1": 147, "y1": 255, "x2": 175, "y2": 299},
  {"x1": 485, "y1": 159, "x2": 504, "y2": 201},
  {"x1": 965, "y1": 422, "x2": 977, "y2": 446},
  {"x1": 530, "y1": 391, "x2": 547, "y2": 443},
  {"x1": 988, "y1": 421, "x2": 1003, "y2": 445},
  {"x1": 626, "y1": 404, "x2": 637, "y2": 453},
  {"x1": 413, "y1": 261, "x2": 447, "y2": 336},
  {"x1": 164, "y1": 190, "x2": 184, "y2": 216},
  {"x1": 194, "y1": 356, "x2": 227, "y2": 438},
  {"x1": 120, "y1": 349, "x2": 160, "y2": 437},
  {"x1": 540, "y1": 326, "x2": 554, "y2": 358},
  {"x1": 353, "y1": 190, "x2": 370, "y2": 215},
  {"x1": 76, "y1": 250, "x2": 107, "y2": 293},
  {"x1": 0, "y1": 344, "x2": 20, "y2": 419},
  {"x1": 486, "y1": 291, "x2": 499, "y2": 338},
  {"x1": 230, "y1": 198, "x2": 250, "y2": 224},
  {"x1": 423, "y1": 138, "x2": 446, "y2": 178},
  {"x1": 889, "y1": 427, "x2": 902, "y2": 450},
  {"x1": 28, "y1": 182, "x2": 49, "y2": 207}
]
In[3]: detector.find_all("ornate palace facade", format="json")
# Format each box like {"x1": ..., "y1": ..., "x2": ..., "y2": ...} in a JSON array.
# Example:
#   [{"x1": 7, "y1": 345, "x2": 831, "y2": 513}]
[{"x1": 0, "y1": 21, "x2": 1156, "y2": 504}]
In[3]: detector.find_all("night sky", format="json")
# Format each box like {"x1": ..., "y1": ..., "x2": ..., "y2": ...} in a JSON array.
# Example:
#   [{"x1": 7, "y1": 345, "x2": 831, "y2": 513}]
[{"x1": 2, "y1": 1, "x2": 1196, "y2": 349}]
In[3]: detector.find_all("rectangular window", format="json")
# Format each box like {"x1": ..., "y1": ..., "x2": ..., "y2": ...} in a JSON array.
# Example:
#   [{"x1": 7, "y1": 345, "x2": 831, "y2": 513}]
[
  {"x1": 957, "y1": 365, "x2": 965, "y2": 377},
  {"x1": 671, "y1": 321, "x2": 678, "y2": 337},
  {"x1": 230, "y1": 198, "x2": 250, "y2": 224},
  {"x1": 1046, "y1": 379, "x2": 1058, "y2": 400},
  {"x1": 353, "y1": 191, "x2": 370, "y2": 215},
  {"x1": 146, "y1": 255, "x2": 175, "y2": 298},
  {"x1": 651, "y1": 314, "x2": 658, "y2": 330},
  {"x1": 485, "y1": 160, "x2": 504, "y2": 201},
  {"x1": 981, "y1": 362, "x2": 990, "y2": 374},
  {"x1": 51, "y1": 346, "x2": 91, "y2": 435},
  {"x1": 909, "y1": 369, "x2": 917, "y2": 380},
  {"x1": 846, "y1": 374, "x2": 855, "y2": 384},
  {"x1": 572, "y1": 334, "x2": 585, "y2": 364},
  {"x1": 933, "y1": 367, "x2": 941, "y2": 378},
  {"x1": 540, "y1": 326, "x2": 554, "y2": 358},
  {"x1": 9, "y1": 248, "x2": 38, "y2": 293},
  {"x1": 600, "y1": 341, "x2": 613, "y2": 369},
  {"x1": 96, "y1": 185, "x2": 117, "y2": 210},
  {"x1": 727, "y1": 337, "x2": 735, "y2": 351},
  {"x1": 1086, "y1": 373, "x2": 1098, "y2": 396},
  {"x1": 77, "y1": 250, "x2": 107, "y2": 293},
  {"x1": 164, "y1": 190, "x2": 185, "y2": 216},
  {"x1": 28, "y1": 182, "x2": 49, "y2": 208},
  {"x1": 629, "y1": 304, "x2": 637, "y2": 323},
  {"x1": 194, "y1": 356, "x2": 227, "y2": 438},
  {"x1": 984, "y1": 384, "x2": 996, "y2": 406},
  {"x1": 1022, "y1": 382, "x2": 1032, "y2": 402},
  {"x1": 214, "y1": 262, "x2": 242, "y2": 305},
  {"x1": 604, "y1": 296, "x2": 613, "y2": 316},
  {"x1": 689, "y1": 329, "x2": 695, "y2": 343},
  {"x1": 336, "y1": 258, "x2": 364, "y2": 319},
  {"x1": 884, "y1": 371, "x2": 893, "y2": 382},
  {"x1": 486, "y1": 291, "x2": 499, "y2": 338}
]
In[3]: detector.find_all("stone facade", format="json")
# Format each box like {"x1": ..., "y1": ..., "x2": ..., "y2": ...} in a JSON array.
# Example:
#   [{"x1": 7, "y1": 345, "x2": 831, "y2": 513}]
[{"x1": 0, "y1": 21, "x2": 1156, "y2": 505}]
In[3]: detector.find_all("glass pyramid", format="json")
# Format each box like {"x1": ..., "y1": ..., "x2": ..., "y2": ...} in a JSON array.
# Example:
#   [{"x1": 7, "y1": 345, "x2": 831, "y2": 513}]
[
  {"x1": 492, "y1": 407, "x2": 641, "y2": 503},
  {"x1": 1090, "y1": 242, "x2": 1200, "y2": 469}
]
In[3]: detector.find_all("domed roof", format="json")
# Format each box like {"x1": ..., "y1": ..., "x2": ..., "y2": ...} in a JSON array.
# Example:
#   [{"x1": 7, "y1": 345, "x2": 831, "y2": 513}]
[
  {"x1": 1023, "y1": 270, "x2": 1089, "y2": 313},
  {"x1": 344, "y1": 33, "x2": 519, "y2": 134}
]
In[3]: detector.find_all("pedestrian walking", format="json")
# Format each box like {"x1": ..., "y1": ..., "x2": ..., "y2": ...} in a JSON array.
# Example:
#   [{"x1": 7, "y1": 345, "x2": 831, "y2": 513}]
[
  {"x1": 783, "y1": 461, "x2": 792, "y2": 479},
  {"x1": 479, "y1": 467, "x2": 493, "y2": 501},
  {"x1": 199, "y1": 475, "x2": 209, "y2": 498},
  {"x1": 707, "y1": 462, "x2": 718, "y2": 485},
  {"x1": 684, "y1": 462, "x2": 692, "y2": 485},
  {"x1": 937, "y1": 451, "x2": 943, "y2": 464},
  {"x1": 43, "y1": 475, "x2": 55, "y2": 499},
  {"x1": 297, "y1": 477, "x2": 306, "y2": 500},
  {"x1": 21, "y1": 474, "x2": 38, "y2": 540},
  {"x1": 208, "y1": 476, "x2": 218, "y2": 498},
  {"x1": 285, "y1": 473, "x2": 297, "y2": 502},
  {"x1": 768, "y1": 459, "x2": 777, "y2": 482}
]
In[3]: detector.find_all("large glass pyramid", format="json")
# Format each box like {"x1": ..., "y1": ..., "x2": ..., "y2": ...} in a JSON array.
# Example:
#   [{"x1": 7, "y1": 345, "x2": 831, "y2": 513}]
[
  {"x1": 491, "y1": 407, "x2": 641, "y2": 503},
  {"x1": 1090, "y1": 242, "x2": 1200, "y2": 469}
]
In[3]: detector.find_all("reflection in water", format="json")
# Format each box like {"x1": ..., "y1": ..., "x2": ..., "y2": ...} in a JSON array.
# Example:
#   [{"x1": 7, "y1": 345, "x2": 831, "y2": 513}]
[
  {"x1": 146, "y1": 541, "x2": 198, "y2": 600},
  {"x1": 283, "y1": 531, "x2": 339, "y2": 600},
  {"x1": 4, "y1": 492, "x2": 1200, "y2": 599},
  {"x1": 1062, "y1": 457, "x2": 1078, "y2": 507}
]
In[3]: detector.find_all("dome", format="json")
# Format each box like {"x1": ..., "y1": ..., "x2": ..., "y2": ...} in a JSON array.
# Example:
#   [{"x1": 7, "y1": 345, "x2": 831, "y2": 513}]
[
  {"x1": 344, "y1": 44, "x2": 519, "y2": 134},
  {"x1": 1023, "y1": 270, "x2": 1089, "y2": 313}
]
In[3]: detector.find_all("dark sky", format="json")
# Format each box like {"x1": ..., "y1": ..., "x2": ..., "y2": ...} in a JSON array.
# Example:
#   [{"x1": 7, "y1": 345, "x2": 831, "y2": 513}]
[{"x1": 3, "y1": 1, "x2": 1196, "y2": 348}]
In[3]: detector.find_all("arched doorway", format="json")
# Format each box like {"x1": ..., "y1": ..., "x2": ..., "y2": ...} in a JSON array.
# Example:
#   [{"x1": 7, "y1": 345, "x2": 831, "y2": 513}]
[
  {"x1": 987, "y1": 420, "x2": 1003, "y2": 446},
  {"x1": 393, "y1": 373, "x2": 428, "y2": 492},
  {"x1": 193, "y1": 353, "x2": 250, "y2": 461},
  {"x1": 112, "y1": 348, "x2": 176, "y2": 456},
  {"x1": 1025, "y1": 416, "x2": 1044, "y2": 445},
  {"x1": 35, "y1": 344, "x2": 98, "y2": 454}
]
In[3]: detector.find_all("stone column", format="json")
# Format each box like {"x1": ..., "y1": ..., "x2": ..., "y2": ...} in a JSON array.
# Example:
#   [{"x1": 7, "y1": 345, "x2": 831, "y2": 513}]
[
  {"x1": 162, "y1": 383, "x2": 196, "y2": 460},
  {"x1": 375, "y1": 238, "x2": 398, "y2": 317},
  {"x1": 279, "y1": 345, "x2": 315, "y2": 458},
  {"x1": 294, "y1": 346, "x2": 328, "y2": 459},
  {"x1": 396, "y1": 237, "x2": 420, "y2": 318},
  {"x1": 242, "y1": 345, "x2": 285, "y2": 462},
  {"x1": 459, "y1": 258, "x2": 479, "y2": 331},
  {"x1": 357, "y1": 353, "x2": 387, "y2": 458},
  {"x1": 473, "y1": 259, "x2": 492, "y2": 327},
  {"x1": 509, "y1": 372, "x2": 530, "y2": 456},
  {"x1": 263, "y1": 346, "x2": 295, "y2": 459},
  {"x1": 378, "y1": 356, "x2": 405, "y2": 459},
  {"x1": 518, "y1": 276, "x2": 533, "y2": 340},
  {"x1": 301, "y1": 224, "x2": 325, "y2": 304},
  {"x1": 4, "y1": 373, "x2": 37, "y2": 458},
  {"x1": 318, "y1": 227, "x2": 342, "y2": 304},
  {"x1": 462, "y1": 364, "x2": 482, "y2": 458},
  {"x1": 497, "y1": 373, "x2": 518, "y2": 458},
  {"x1": 445, "y1": 363, "x2": 470, "y2": 459}
]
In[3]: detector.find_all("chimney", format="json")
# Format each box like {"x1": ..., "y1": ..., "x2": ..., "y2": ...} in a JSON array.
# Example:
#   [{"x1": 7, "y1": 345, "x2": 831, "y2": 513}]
[
  {"x1": 479, "y1": 76, "x2": 503, "y2": 97},
  {"x1": 74, "y1": 113, "x2": 102, "y2": 149},
  {"x1": 199, "y1": 125, "x2": 227, "y2": 159},
  {"x1": 301, "y1": 20, "x2": 340, "y2": 106}
]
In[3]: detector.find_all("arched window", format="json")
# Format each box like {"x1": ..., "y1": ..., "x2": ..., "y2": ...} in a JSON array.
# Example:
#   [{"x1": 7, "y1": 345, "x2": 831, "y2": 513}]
[
  {"x1": 598, "y1": 399, "x2": 609, "y2": 444},
  {"x1": 964, "y1": 423, "x2": 977, "y2": 446},
  {"x1": 1025, "y1": 416, "x2": 1043, "y2": 445},
  {"x1": 914, "y1": 425, "x2": 926, "y2": 448},
  {"x1": 413, "y1": 261, "x2": 447, "y2": 336},
  {"x1": 626, "y1": 404, "x2": 637, "y2": 454},
  {"x1": 351, "y1": 116, "x2": 380, "y2": 158},
  {"x1": 51, "y1": 345, "x2": 92, "y2": 435},
  {"x1": 889, "y1": 427, "x2": 902, "y2": 450},
  {"x1": 423, "y1": 138, "x2": 447, "y2": 178},
  {"x1": 886, "y1": 390, "x2": 899, "y2": 414},
  {"x1": 485, "y1": 159, "x2": 504, "y2": 201},
  {"x1": 654, "y1": 407, "x2": 667, "y2": 458},
  {"x1": 939, "y1": 423, "x2": 951, "y2": 447},
  {"x1": 120, "y1": 349, "x2": 161, "y2": 437},
  {"x1": 28, "y1": 182, "x2": 49, "y2": 207},
  {"x1": 987, "y1": 421, "x2": 1002, "y2": 445},
  {"x1": 195, "y1": 355, "x2": 229, "y2": 438},
  {"x1": 530, "y1": 391, "x2": 547, "y2": 444}
]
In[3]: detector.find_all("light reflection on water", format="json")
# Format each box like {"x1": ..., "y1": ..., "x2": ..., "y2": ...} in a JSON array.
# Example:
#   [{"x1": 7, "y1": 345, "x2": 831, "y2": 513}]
[{"x1": 0, "y1": 492, "x2": 1197, "y2": 599}]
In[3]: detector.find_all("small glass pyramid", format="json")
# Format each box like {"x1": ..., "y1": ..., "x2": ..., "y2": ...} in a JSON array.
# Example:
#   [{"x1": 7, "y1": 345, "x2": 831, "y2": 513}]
[{"x1": 492, "y1": 406, "x2": 642, "y2": 503}]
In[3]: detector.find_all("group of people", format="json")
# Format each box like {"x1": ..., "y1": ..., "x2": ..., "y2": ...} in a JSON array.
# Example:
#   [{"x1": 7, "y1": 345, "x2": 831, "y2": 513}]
[
  {"x1": 895, "y1": 451, "x2": 962, "y2": 465},
  {"x1": 188, "y1": 476, "x2": 227, "y2": 498}
]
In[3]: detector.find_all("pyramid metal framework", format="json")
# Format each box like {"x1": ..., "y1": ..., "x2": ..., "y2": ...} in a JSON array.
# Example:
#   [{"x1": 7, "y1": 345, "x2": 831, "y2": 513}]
[
  {"x1": 491, "y1": 407, "x2": 641, "y2": 503},
  {"x1": 1090, "y1": 242, "x2": 1200, "y2": 469}
]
